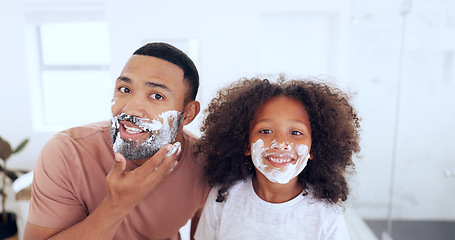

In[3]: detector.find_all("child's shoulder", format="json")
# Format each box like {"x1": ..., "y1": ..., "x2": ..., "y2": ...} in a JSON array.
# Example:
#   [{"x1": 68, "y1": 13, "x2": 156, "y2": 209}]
[
  {"x1": 228, "y1": 177, "x2": 251, "y2": 192},
  {"x1": 303, "y1": 187, "x2": 345, "y2": 215},
  {"x1": 209, "y1": 177, "x2": 252, "y2": 203}
]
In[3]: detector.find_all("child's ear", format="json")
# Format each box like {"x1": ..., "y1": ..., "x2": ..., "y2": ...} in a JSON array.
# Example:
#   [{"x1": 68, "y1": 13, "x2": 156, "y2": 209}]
[{"x1": 245, "y1": 146, "x2": 251, "y2": 156}]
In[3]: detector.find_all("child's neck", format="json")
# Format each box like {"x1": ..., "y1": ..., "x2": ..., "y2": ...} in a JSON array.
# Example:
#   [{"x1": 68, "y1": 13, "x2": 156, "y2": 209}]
[{"x1": 252, "y1": 175, "x2": 304, "y2": 203}]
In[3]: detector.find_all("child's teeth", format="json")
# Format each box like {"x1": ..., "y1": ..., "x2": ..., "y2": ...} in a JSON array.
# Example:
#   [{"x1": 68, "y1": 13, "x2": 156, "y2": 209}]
[{"x1": 269, "y1": 158, "x2": 291, "y2": 164}]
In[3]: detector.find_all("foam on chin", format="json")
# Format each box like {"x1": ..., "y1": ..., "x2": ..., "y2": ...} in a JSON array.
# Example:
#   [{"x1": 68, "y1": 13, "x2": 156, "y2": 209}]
[
  {"x1": 251, "y1": 139, "x2": 310, "y2": 184},
  {"x1": 110, "y1": 110, "x2": 182, "y2": 161}
]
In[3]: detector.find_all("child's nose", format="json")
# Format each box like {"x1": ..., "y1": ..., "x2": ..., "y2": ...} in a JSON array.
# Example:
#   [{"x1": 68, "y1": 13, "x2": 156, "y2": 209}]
[{"x1": 271, "y1": 140, "x2": 291, "y2": 151}]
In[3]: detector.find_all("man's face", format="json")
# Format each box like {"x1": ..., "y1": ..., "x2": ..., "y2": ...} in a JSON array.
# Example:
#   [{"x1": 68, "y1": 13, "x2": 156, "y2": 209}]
[{"x1": 110, "y1": 55, "x2": 188, "y2": 161}]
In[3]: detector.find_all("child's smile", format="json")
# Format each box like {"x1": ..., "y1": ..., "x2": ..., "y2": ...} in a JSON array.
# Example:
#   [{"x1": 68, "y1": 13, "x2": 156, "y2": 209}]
[{"x1": 264, "y1": 152, "x2": 295, "y2": 167}]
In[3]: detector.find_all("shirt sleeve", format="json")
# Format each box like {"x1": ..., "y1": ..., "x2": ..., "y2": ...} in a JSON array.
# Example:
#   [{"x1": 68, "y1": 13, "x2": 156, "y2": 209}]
[
  {"x1": 326, "y1": 212, "x2": 351, "y2": 240},
  {"x1": 194, "y1": 187, "x2": 222, "y2": 240},
  {"x1": 27, "y1": 133, "x2": 88, "y2": 229}
]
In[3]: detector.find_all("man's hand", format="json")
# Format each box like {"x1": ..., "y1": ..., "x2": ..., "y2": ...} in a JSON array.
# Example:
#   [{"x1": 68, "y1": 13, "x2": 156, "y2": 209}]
[
  {"x1": 106, "y1": 142, "x2": 181, "y2": 214},
  {"x1": 24, "y1": 142, "x2": 182, "y2": 240}
]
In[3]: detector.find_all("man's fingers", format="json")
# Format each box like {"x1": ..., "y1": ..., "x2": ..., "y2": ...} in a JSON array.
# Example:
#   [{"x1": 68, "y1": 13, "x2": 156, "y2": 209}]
[
  {"x1": 162, "y1": 142, "x2": 181, "y2": 171},
  {"x1": 140, "y1": 142, "x2": 181, "y2": 174},
  {"x1": 167, "y1": 142, "x2": 181, "y2": 171},
  {"x1": 165, "y1": 142, "x2": 181, "y2": 157},
  {"x1": 153, "y1": 142, "x2": 181, "y2": 175},
  {"x1": 108, "y1": 153, "x2": 127, "y2": 177}
]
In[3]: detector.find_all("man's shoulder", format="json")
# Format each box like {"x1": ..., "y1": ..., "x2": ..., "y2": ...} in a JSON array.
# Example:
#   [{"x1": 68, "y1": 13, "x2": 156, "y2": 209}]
[
  {"x1": 58, "y1": 121, "x2": 111, "y2": 141},
  {"x1": 39, "y1": 121, "x2": 112, "y2": 170}
]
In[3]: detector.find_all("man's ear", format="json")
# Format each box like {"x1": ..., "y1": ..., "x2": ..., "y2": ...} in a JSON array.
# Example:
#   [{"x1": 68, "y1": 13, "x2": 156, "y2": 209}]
[{"x1": 181, "y1": 100, "x2": 200, "y2": 126}]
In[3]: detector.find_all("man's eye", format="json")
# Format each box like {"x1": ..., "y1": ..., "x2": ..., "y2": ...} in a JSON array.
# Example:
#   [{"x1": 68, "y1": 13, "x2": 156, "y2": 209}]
[
  {"x1": 119, "y1": 87, "x2": 130, "y2": 93},
  {"x1": 151, "y1": 93, "x2": 164, "y2": 100},
  {"x1": 290, "y1": 131, "x2": 303, "y2": 136},
  {"x1": 259, "y1": 129, "x2": 272, "y2": 134}
]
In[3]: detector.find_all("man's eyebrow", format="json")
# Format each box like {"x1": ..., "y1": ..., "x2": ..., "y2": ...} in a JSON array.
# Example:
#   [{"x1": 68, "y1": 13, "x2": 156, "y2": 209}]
[
  {"x1": 145, "y1": 81, "x2": 171, "y2": 93},
  {"x1": 116, "y1": 76, "x2": 172, "y2": 93},
  {"x1": 117, "y1": 76, "x2": 131, "y2": 83}
]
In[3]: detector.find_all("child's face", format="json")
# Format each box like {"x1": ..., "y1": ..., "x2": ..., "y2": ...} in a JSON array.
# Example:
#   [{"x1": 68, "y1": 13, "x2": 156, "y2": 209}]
[{"x1": 246, "y1": 96, "x2": 312, "y2": 184}]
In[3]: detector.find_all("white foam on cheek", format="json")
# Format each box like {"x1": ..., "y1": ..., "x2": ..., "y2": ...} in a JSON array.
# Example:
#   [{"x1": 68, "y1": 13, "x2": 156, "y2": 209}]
[
  {"x1": 251, "y1": 139, "x2": 267, "y2": 172},
  {"x1": 137, "y1": 118, "x2": 162, "y2": 132},
  {"x1": 251, "y1": 139, "x2": 265, "y2": 157},
  {"x1": 132, "y1": 110, "x2": 181, "y2": 133},
  {"x1": 159, "y1": 110, "x2": 180, "y2": 122},
  {"x1": 296, "y1": 144, "x2": 308, "y2": 156},
  {"x1": 111, "y1": 116, "x2": 122, "y2": 153},
  {"x1": 144, "y1": 110, "x2": 180, "y2": 145},
  {"x1": 113, "y1": 130, "x2": 122, "y2": 152}
]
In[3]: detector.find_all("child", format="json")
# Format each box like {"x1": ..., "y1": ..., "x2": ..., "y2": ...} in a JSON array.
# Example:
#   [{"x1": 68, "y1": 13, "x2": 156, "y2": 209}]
[{"x1": 195, "y1": 75, "x2": 361, "y2": 240}]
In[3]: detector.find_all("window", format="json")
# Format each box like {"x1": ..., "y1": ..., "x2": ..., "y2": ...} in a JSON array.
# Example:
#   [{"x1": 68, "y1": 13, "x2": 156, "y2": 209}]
[
  {"x1": 25, "y1": 4, "x2": 112, "y2": 131},
  {"x1": 38, "y1": 21, "x2": 112, "y2": 126}
]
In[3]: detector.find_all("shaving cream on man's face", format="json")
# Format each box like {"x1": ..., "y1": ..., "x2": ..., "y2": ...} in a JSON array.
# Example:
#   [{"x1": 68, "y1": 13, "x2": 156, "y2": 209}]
[
  {"x1": 251, "y1": 139, "x2": 310, "y2": 184},
  {"x1": 110, "y1": 110, "x2": 183, "y2": 161}
]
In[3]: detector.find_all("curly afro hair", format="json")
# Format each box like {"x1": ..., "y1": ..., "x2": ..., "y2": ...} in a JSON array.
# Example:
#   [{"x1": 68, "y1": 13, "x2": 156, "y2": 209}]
[{"x1": 198, "y1": 75, "x2": 361, "y2": 204}]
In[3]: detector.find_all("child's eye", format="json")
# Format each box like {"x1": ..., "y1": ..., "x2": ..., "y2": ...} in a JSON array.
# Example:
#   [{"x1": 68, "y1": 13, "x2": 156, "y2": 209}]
[
  {"x1": 259, "y1": 129, "x2": 272, "y2": 134},
  {"x1": 151, "y1": 93, "x2": 164, "y2": 100},
  {"x1": 290, "y1": 131, "x2": 303, "y2": 136},
  {"x1": 118, "y1": 86, "x2": 131, "y2": 93}
]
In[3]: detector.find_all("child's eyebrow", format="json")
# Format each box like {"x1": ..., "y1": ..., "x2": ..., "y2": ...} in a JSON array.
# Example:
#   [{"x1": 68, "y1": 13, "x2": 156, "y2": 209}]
[{"x1": 254, "y1": 119, "x2": 310, "y2": 127}]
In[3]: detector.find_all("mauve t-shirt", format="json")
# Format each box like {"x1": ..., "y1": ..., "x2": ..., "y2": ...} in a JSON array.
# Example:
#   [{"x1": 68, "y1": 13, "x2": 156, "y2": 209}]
[{"x1": 28, "y1": 121, "x2": 209, "y2": 239}]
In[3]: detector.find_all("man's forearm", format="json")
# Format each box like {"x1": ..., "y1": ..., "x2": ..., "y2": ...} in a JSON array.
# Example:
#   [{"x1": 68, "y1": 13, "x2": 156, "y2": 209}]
[{"x1": 30, "y1": 198, "x2": 128, "y2": 240}]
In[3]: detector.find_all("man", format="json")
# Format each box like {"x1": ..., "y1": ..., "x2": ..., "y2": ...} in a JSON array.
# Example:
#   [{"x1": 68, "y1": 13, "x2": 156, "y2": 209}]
[{"x1": 25, "y1": 42, "x2": 210, "y2": 239}]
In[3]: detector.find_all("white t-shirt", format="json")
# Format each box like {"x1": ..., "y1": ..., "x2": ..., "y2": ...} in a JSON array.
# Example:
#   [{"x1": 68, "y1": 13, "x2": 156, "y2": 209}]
[{"x1": 195, "y1": 177, "x2": 350, "y2": 240}]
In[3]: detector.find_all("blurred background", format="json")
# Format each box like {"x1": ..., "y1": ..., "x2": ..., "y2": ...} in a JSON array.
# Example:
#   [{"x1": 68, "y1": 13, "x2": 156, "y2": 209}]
[{"x1": 0, "y1": 0, "x2": 454, "y2": 239}]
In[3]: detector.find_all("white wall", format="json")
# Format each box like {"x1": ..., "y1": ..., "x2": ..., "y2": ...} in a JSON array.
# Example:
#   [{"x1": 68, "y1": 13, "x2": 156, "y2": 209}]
[
  {"x1": 106, "y1": 0, "x2": 352, "y2": 134},
  {"x1": 0, "y1": 0, "x2": 55, "y2": 171},
  {"x1": 1, "y1": 0, "x2": 454, "y2": 223},
  {"x1": 348, "y1": 0, "x2": 455, "y2": 220}
]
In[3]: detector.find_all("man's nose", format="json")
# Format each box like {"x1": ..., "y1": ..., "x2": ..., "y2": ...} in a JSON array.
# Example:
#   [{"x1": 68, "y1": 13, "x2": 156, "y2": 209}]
[{"x1": 122, "y1": 95, "x2": 146, "y2": 118}]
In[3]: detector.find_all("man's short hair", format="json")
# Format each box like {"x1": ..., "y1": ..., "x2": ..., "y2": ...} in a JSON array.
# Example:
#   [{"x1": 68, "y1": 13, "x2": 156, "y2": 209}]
[{"x1": 133, "y1": 42, "x2": 199, "y2": 101}]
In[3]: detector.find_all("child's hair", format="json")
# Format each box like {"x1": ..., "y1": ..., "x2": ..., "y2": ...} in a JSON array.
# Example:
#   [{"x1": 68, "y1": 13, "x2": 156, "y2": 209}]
[{"x1": 198, "y1": 75, "x2": 361, "y2": 204}]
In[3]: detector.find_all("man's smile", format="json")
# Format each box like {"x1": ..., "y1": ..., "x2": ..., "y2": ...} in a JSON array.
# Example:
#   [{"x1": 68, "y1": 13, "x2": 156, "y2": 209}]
[{"x1": 119, "y1": 121, "x2": 151, "y2": 142}]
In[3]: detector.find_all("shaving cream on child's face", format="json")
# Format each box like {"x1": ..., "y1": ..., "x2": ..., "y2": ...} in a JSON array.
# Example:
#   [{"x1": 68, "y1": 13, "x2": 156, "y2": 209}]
[{"x1": 251, "y1": 139, "x2": 310, "y2": 184}]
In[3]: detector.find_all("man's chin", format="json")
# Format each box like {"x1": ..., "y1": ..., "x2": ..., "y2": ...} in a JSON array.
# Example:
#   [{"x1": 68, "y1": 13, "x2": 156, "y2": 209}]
[
  {"x1": 112, "y1": 128, "x2": 156, "y2": 159},
  {"x1": 118, "y1": 146, "x2": 159, "y2": 161}
]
